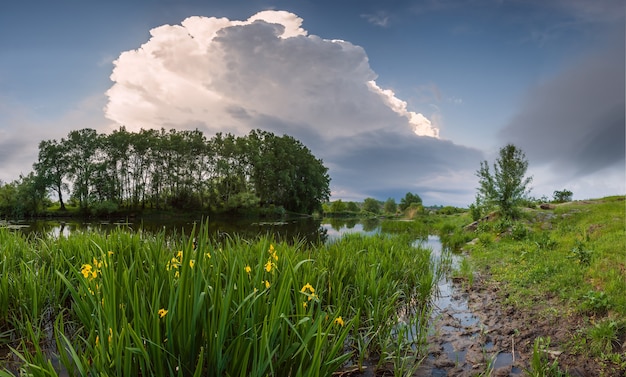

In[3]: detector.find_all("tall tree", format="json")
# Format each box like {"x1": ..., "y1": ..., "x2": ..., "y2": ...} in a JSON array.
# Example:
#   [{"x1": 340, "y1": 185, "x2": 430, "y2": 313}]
[
  {"x1": 362, "y1": 198, "x2": 381, "y2": 214},
  {"x1": 249, "y1": 130, "x2": 330, "y2": 214},
  {"x1": 384, "y1": 198, "x2": 397, "y2": 214},
  {"x1": 65, "y1": 128, "x2": 102, "y2": 210},
  {"x1": 34, "y1": 139, "x2": 69, "y2": 210},
  {"x1": 476, "y1": 144, "x2": 533, "y2": 219}
]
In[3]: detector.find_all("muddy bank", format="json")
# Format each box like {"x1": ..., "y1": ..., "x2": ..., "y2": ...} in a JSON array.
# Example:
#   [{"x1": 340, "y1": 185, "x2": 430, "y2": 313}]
[{"x1": 418, "y1": 267, "x2": 624, "y2": 377}]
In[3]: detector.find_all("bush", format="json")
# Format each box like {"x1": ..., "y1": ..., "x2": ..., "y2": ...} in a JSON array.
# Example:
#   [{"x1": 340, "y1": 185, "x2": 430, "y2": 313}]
[
  {"x1": 511, "y1": 223, "x2": 530, "y2": 240},
  {"x1": 553, "y1": 189, "x2": 573, "y2": 203},
  {"x1": 469, "y1": 203, "x2": 482, "y2": 221},
  {"x1": 581, "y1": 290, "x2": 611, "y2": 315},
  {"x1": 437, "y1": 206, "x2": 464, "y2": 215},
  {"x1": 90, "y1": 200, "x2": 119, "y2": 217},
  {"x1": 533, "y1": 232, "x2": 557, "y2": 250}
]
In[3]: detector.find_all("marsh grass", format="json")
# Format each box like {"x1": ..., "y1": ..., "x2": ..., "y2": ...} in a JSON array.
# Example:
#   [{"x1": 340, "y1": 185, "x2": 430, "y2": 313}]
[
  {"x1": 0, "y1": 224, "x2": 439, "y2": 376},
  {"x1": 524, "y1": 337, "x2": 567, "y2": 377},
  {"x1": 454, "y1": 257, "x2": 474, "y2": 288}
]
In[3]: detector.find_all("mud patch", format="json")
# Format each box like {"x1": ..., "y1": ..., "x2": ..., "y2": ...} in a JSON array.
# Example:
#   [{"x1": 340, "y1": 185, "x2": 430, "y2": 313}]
[
  {"x1": 416, "y1": 269, "x2": 625, "y2": 377},
  {"x1": 413, "y1": 233, "x2": 625, "y2": 377},
  {"x1": 415, "y1": 248, "x2": 525, "y2": 377}
]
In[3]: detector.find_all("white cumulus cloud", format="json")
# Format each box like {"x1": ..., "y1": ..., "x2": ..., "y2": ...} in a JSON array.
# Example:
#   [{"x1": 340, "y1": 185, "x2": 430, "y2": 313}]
[
  {"x1": 105, "y1": 10, "x2": 439, "y2": 139},
  {"x1": 104, "y1": 10, "x2": 483, "y2": 205}
]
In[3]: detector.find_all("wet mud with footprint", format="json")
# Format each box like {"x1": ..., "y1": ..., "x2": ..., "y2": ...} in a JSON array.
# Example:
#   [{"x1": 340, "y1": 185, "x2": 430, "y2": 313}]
[
  {"x1": 415, "y1": 236, "x2": 524, "y2": 377},
  {"x1": 413, "y1": 236, "x2": 621, "y2": 377}
]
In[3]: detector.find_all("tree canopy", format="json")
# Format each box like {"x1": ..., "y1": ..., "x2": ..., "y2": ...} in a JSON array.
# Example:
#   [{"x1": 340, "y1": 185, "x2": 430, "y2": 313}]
[
  {"x1": 476, "y1": 144, "x2": 532, "y2": 219},
  {"x1": 2, "y1": 127, "x2": 331, "y2": 217},
  {"x1": 399, "y1": 192, "x2": 422, "y2": 211}
]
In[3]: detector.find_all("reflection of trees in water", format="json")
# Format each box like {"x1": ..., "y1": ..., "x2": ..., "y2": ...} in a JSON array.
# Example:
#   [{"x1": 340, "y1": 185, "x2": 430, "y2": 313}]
[
  {"x1": 327, "y1": 217, "x2": 360, "y2": 231},
  {"x1": 361, "y1": 218, "x2": 380, "y2": 232},
  {"x1": 17, "y1": 217, "x2": 327, "y2": 246}
]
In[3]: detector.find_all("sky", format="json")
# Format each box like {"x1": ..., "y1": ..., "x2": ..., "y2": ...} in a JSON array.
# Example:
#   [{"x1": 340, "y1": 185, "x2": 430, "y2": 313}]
[{"x1": 0, "y1": 0, "x2": 624, "y2": 207}]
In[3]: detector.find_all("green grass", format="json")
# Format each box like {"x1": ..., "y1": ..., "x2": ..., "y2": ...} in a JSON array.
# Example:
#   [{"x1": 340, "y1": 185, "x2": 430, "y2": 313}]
[
  {"x1": 0, "y1": 225, "x2": 440, "y2": 376},
  {"x1": 459, "y1": 196, "x2": 626, "y2": 371}
]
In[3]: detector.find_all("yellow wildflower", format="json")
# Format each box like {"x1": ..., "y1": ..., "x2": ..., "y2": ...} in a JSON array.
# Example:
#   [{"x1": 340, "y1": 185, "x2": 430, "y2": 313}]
[
  {"x1": 301, "y1": 283, "x2": 315, "y2": 293},
  {"x1": 81, "y1": 264, "x2": 92, "y2": 279},
  {"x1": 334, "y1": 317, "x2": 344, "y2": 326},
  {"x1": 264, "y1": 260, "x2": 273, "y2": 272},
  {"x1": 108, "y1": 251, "x2": 114, "y2": 256},
  {"x1": 245, "y1": 265, "x2": 252, "y2": 274},
  {"x1": 158, "y1": 308, "x2": 168, "y2": 318},
  {"x1": 302, "y1": 302, "x2": 307, "y2": 309},
  {"x1": 189, "y1": 259, "x2": 195, "y2": 268},
  {"x1": 263, "y1": 280, "x2": 271, "y2": 289},
  {"x1": 95, "y1": 335, "x2": 99, "y2": 346},
  {"x1": 108, "y1": 328, "x2": 113, "y2": 343},
  {"x1": 206, "y1": 252, "x2": 211, "y2": 259},
  {"x1": 268, "y1": 244, "x2": 278, "y2": 261},
  {"x1": 175, "y1": 271, "x2": 180, "y2": 278},
  {"x1": 308, "y1": 293, "x2": 318, "y2": 302},
  {"x1": 176, "y1": 251, "x2": 183, "y2": 259}
]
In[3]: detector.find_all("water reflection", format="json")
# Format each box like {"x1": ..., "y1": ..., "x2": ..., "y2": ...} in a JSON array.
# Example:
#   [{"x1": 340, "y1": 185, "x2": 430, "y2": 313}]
[
  {"x1": 4, "y1": 217, "x2": 399, "y2": 246},
  {"x1": 4, "y1": 217, "x2": 331, "y2": 245},
  {"x1": 321, "y1": 221, "x2": 380, "y2": 242}
]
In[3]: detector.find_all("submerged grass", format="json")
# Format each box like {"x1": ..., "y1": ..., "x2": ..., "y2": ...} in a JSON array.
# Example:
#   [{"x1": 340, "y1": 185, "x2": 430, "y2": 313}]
[{"x1": 0, "y1": 224, "x2": 439, "y2": 376}]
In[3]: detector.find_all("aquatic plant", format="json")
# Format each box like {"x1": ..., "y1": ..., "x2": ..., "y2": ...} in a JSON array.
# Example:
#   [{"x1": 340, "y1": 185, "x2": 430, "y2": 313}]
[{"x1": 0, "y1": 225, "x2": 438, "y2": 376}]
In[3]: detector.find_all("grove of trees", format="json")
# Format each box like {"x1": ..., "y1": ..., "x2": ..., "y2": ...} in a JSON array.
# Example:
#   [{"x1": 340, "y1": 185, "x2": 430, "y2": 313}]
[{"x1": 1, "y1": 127, "x2": 331, "y2": 217}]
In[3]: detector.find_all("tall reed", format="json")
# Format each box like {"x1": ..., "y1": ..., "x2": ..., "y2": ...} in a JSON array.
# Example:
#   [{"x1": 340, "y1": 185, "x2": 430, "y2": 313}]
[{"x1": 0, "y1": 224, "x2": 438, "y2": 376}]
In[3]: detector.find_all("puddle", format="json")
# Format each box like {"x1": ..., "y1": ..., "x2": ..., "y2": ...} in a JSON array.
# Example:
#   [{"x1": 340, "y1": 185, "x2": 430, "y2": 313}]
[
  {"x1": 442, "y1": 342, "x2": 467, "y2": 364},
  {"x1": 415, "y1": 235, "x2": 524, "y2": 376}
]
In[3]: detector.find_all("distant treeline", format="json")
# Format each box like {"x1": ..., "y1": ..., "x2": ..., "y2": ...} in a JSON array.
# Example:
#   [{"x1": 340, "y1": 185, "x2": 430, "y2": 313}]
[{"x1": 0, "y1": 127, "x2": 330, "y2": 218}]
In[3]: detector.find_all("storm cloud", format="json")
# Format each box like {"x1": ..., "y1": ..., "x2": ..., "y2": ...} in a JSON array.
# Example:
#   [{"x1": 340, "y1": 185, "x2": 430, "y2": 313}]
[
  {"x1": 499, "y1": 38, "x2": 625, "y2": 196},
  {"x1": 105, "y1": 10, "x2": 479, "y2": 204}
]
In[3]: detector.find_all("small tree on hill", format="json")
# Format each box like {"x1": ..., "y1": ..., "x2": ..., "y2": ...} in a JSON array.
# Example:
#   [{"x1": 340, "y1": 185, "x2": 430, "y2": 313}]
[
  {"x1": 399, "y1": 192, "x2": 422, "y2": 211},
  {"x1": 476, "y1": 144, "x2": 532, "y2": 219},
  {"x1": 553, "y1": 189, "x2": 573, "y2": 203}
]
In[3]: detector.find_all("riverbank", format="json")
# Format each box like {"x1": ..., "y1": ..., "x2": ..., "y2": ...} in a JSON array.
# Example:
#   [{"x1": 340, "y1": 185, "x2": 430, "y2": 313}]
[{"x1": 453, "y1": 196, "x2": 626, "y2": 376}]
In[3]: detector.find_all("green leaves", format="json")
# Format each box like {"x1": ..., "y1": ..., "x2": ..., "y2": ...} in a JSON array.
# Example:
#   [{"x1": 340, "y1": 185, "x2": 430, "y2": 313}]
[
  {"x1": 0, "y1": 227, "x2": 438, "y2": 376},
  {"x1": 476, "y1": 144, "x2": 533, "y2": 219},
  {"x1": 26, "y1": 127, "x2": 330, "y2": 215}
]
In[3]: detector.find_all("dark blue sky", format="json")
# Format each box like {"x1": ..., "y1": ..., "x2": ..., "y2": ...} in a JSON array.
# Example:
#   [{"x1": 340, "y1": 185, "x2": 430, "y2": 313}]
[{"x1": 1, "y1": 0, "x2": 623, "y2": 205}]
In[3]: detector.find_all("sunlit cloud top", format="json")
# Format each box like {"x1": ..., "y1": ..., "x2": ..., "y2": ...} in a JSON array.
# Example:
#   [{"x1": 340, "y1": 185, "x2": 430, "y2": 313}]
[{"x1": 105, "y1": 10, "x2": 439, "y2": 139}]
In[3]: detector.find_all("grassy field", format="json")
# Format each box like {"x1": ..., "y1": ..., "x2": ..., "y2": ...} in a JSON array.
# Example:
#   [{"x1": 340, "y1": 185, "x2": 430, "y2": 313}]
[
  {"x1": 0, "y1": 225, "x2": 441, "y2": 376},
  {"x1": 457, "y1": 196, "x2": 626, "y2": 373}
]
